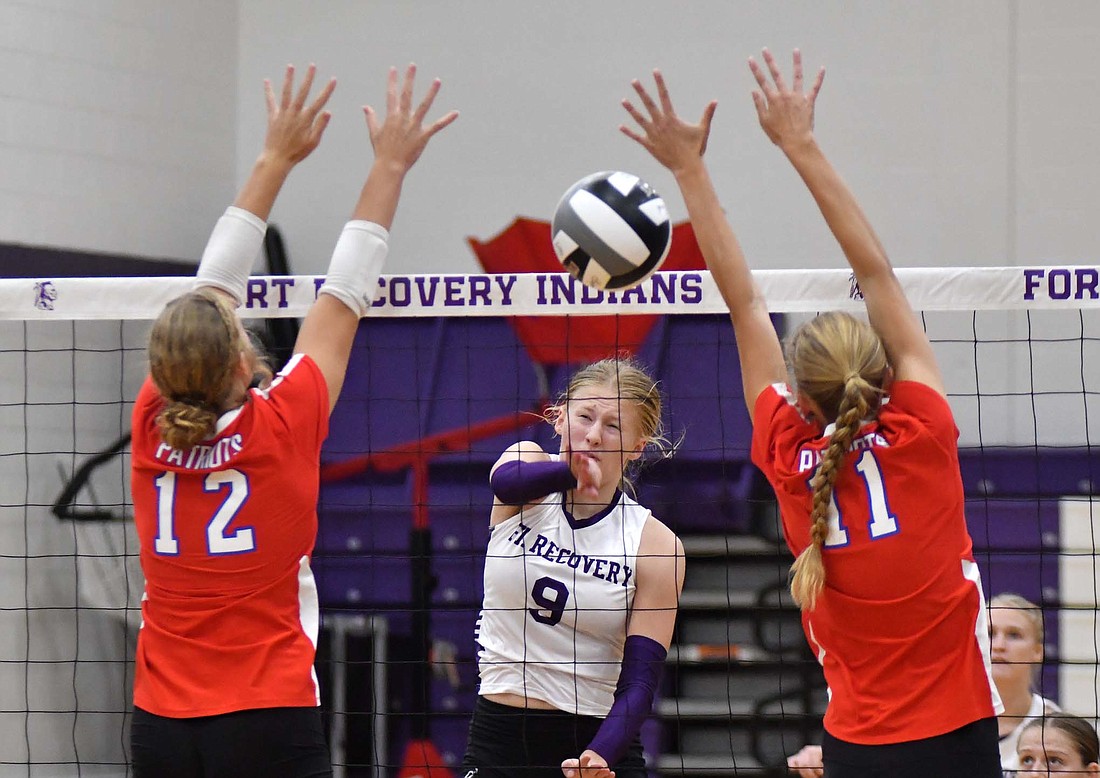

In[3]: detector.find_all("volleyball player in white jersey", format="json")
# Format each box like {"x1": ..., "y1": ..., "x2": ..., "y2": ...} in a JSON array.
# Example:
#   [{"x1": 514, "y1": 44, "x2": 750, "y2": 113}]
[{"x1": 461, "y1": 357, "x2": 685, "y2": 778}]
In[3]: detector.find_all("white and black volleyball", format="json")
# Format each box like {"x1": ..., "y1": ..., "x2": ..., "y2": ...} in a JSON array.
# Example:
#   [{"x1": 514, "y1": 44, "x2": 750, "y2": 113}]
[{"x1": 551, "y1": 171, "x2": 672, "y2": 291}]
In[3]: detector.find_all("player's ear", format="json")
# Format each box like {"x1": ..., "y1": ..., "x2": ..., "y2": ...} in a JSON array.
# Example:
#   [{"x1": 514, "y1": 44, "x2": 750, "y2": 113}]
[{"x1": 550, "y1": 404, "x2": 566, "y2": 436}]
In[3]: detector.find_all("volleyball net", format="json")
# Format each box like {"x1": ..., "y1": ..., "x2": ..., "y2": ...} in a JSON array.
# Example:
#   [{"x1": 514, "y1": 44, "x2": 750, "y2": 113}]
[{"x1": 2, "y1": 267, "x2": 1098, "y2": 777}]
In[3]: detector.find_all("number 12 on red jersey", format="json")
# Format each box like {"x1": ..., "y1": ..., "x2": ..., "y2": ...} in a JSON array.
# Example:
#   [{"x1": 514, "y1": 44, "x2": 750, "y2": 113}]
[
  {"x1": 153, "y1": 469, "x2": 255, "y2": 555},
  {"x1": 814, "y1": 450, "x2": 899, "y2": 548}
]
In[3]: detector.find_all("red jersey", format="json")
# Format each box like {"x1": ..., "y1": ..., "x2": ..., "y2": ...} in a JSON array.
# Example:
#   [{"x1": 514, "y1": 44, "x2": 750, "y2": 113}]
[
  {"x1": 751, "y1": 380, "x2": 1001, "y2": 744},
  {"x1": 130, "y1": 353, "x2": 328, "y2": 717}
]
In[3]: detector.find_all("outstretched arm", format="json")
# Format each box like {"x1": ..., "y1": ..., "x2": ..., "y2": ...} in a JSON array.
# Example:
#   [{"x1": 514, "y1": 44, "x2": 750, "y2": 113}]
[
  {"x1": 488, "y1": 439, "x2": 603, "y2": 527},
  {"x1": 750, "y1": 49, "x2": 943, "y2": 395},
  {"x1": 294, "y1": 64, "x2": 458, "y2": 412},
  {"x1": 196, "y1": 64, "x2": 335, "y2": 305},
  {"x1": 621, "y1": 72, "x2": 786, "y2": 413}
]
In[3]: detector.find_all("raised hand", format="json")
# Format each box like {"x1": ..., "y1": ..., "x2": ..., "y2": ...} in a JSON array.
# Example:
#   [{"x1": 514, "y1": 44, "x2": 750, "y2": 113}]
[
  {"x1": 262, "y1": 64, "x2": 337, "y2": 165},
  {"x1": 748, "y1": 48, "x2": 825, "y2": 151},
  {"x1": 364, "y1": 64, "x2": 459, "y2": 174},
  {"x1": 231, "y1": 64, "x2": 336, "y2": 222},
  {"x1": 620, "y1": 70, "x2": 717, "y2": 176},
  {"x1": 562, "y1": 749, "x2": 615, "y2": 778},
  {"x1": 349, "y1": 64, "x2": 457, "y2": 230}
]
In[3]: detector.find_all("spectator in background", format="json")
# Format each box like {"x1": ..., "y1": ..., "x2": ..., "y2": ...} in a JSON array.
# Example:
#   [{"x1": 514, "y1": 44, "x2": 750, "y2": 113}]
[
  {"x1": 1016, "y1": 714, "x2": 1099, "y2": 776},
  {"x1": 991, "y1": 593, "x2": 1061, "y2": 773}
]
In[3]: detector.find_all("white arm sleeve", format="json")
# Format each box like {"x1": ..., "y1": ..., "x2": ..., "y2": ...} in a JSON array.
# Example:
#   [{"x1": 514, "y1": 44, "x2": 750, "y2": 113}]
[
  {"x1": 194, "y1": 206, "x2": 267, "y2": 304},
  {"x1": 318, "y1": 221, "x2": 389, "y2": 316}
]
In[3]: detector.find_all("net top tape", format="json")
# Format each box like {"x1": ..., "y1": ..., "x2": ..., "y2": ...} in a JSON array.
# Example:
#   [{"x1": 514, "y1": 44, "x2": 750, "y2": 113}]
[{"x1": 2, "y1": 267, "x2": 1097, "y2": 320}]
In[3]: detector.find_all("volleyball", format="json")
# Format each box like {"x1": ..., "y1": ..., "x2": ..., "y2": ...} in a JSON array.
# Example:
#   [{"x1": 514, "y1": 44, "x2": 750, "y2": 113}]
[{"x1": 551, "y1": 171, "x2": 672, "y2": 291}]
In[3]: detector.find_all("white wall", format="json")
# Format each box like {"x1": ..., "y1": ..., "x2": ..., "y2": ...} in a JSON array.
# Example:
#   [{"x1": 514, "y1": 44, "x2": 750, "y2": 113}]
[
  {"x1": 236, "y1": 0, "x2": 1100, "y2": 276},
  {"x1": 1015, "y1": 2, "x2": 1100, "y2": 265},
  {"x1": 3, "y1": 1, "x2": 1096, "y2": 272},
  {"x1": 0, "y1": 0, "x2": 238, "y2": 261}
]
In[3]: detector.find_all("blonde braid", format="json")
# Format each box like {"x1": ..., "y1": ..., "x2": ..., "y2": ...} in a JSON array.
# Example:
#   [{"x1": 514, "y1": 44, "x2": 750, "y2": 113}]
[{"x1": 789, "y1": 376, "x2": 872, "y2": 610}]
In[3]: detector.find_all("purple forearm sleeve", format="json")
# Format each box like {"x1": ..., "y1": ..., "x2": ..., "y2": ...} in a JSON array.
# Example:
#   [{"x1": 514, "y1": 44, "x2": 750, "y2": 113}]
[
  {"x1": 490, "y1": 459, "x2": 577, "y2": 505},
  {"x1": 587, "y1": 634, "x2": 667, "y2": 766}
]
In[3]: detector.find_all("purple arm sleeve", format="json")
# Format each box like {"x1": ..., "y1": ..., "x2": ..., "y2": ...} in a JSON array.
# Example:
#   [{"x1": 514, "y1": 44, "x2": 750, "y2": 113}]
[
  {"x1": 587, "y1": 634, "x2": 667, "y2": 766},
  {"x1": 489, "y1": 459, "x2": 577, "y2": 505}
]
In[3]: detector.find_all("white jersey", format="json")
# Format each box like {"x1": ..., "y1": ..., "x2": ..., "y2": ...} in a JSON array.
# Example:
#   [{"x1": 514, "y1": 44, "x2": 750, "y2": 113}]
[
  {"x1": 999, "y1": 693, "x2": 1061, "y2": 773},
  {"x1": 475, "y1": 482, "x2": 650, "y2": 717}
]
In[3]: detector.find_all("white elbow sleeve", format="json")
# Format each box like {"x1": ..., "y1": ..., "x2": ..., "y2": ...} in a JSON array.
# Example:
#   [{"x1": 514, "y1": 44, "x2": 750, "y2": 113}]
[
  {"x1": 194, "y1": 206, "x2": 267, "y2": 304},
  {"x1": 318, "y1": 221, "x2": 389, "y2": 316}
]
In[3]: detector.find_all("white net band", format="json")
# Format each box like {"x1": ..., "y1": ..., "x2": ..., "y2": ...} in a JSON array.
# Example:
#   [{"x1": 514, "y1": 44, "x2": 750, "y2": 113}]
[{"x1": 5, "y1": 265, "x2": 1100, "y2": 320}]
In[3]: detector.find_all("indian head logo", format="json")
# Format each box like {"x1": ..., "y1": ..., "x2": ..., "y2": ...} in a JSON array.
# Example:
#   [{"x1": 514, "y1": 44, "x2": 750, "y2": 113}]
[
  {"x1": 34, "y1": 281, "x2": 57, "y2": 311},
  {"x1": 848, "y1": 272, "x2": 864, "y2": 301}
]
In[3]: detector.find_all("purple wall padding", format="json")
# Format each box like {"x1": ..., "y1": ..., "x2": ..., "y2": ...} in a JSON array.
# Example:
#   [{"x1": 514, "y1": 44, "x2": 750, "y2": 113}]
[
  {"x1": 0, "y1": 241, "x2": 196, "y2": 277},
  {"x1": 966, "y1": 497, "x2": 1063, "y2": 702},
  {"x1": 958, "y1": 448, "x2": 1099, "y2": 498}
]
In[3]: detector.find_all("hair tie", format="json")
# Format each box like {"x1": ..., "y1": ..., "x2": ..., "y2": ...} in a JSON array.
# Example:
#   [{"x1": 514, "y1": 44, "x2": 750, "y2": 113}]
[{"x1": 174, "y1": 393, "x2": 209, "y2": 409}]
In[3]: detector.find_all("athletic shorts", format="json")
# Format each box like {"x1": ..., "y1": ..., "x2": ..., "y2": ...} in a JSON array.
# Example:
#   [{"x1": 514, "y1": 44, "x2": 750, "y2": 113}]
[
  {"x1": 461, "y1": 696, "x2": 647, "y2": 778},
  {"x1": 130, "y1": 705, "x2": 332, "y2": 778},
  {"x1": 822, "y1": 716, "x2": 1001, "y2": 778}
]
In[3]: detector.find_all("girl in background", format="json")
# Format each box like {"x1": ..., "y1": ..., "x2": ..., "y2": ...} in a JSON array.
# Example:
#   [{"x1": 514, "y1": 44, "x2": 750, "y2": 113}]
[
  {"x1": 991, "y1": 593, "x2": 1061, "y2": 772},
  {"x1": 1016, "y1": 715, "x2": 1100, "y2": 776}
]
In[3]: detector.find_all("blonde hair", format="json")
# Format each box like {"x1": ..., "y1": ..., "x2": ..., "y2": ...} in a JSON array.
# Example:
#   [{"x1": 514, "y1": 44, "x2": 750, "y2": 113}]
[
  {"x1": 148, "y1": 290, "x2": 251, "y2": 450},
  {"x1": 786, "y1": 312, "x2": 889, "y2": 611},
  {"x1": 548, "y1": 356, "x2": 673, "y2": 488},
  {"x1": 991, "y1": 592, "x2": 1044, "y2": 646},
  {"x1": 991, "y1": 592, "x2": 1045, "y2": 688}
]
